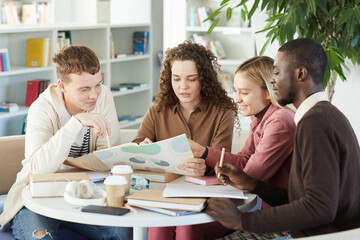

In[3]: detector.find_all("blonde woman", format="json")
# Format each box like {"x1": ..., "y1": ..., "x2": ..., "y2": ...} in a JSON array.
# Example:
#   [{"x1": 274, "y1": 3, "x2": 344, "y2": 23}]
[{"x1": 186, "y1": 56, "x2": 296, "y2": 239}]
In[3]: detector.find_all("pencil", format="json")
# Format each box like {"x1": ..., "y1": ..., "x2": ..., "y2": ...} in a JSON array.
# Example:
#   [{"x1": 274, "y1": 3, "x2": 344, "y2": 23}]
[
  {"x1": 106, "y1": 133, "x2": 111, "y2": 149},
  {"x1": 217, "y1": 148, "x2": 225, "y2": 179}
]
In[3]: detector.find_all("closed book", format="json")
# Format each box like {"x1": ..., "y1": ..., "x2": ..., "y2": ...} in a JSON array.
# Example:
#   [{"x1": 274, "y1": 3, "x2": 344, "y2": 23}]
[
  {"x1": 26, "y1": 38, "x2": 51, "y2": 67},
  {"x1": 25, "y1": 80, "x2": 40, "y2": 107},
  {"x1": 185, "y1": 175, "x2": 221, "y2": 186},
  {"x1": 127, "y1": 189, "x2": 207, "y2": 212},
  {"x1": 133, "y1": 170, "x2": 181, "y2": 183},
  {"x1": 30, "y1": 172, "x2": 90, "y2": 198}
]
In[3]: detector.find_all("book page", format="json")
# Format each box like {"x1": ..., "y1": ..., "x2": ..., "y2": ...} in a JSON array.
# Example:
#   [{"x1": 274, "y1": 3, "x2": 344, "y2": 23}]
[
  {"x1": 163, "y1": 183, "x2": 248, "y2": 199},
  {"x1": 93, "y1": 134, "x2": 193, "y2": 175}
]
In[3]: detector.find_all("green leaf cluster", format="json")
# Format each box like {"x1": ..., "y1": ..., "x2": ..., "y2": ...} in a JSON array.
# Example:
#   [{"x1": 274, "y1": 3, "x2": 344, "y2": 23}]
[{"x1": 208, "y1": 0, "x2": 360, "y2": 89}]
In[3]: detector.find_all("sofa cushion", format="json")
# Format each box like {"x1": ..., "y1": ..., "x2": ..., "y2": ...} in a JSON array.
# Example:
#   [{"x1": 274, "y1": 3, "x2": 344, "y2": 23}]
[{"x1": 0, "y1": 135, "x2": 25, "y2": 195}]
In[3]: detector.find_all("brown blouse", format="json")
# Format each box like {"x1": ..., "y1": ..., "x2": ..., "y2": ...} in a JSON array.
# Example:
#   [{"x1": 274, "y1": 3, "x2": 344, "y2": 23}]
[{"x1": 133, "y1": 101, "x2": 235, "y2": 152}]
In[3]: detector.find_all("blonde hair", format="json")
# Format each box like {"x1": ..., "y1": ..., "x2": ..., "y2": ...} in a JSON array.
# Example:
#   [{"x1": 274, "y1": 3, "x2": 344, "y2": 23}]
[{"x1": 235, "y1": 56, "x2": 280, "y2": 107}]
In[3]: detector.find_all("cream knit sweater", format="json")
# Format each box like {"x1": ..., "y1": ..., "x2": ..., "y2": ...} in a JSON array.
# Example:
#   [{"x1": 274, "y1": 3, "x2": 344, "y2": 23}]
[{"x1": 0, "y1": 84, "x2": 120, "y2": 229}]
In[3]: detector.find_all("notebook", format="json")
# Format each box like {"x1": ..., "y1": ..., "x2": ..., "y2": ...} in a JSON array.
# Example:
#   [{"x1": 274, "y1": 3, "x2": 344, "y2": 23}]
[
  {"x1": 127, "y1": 189, "x2": 207, "y2": 212},
  {"x1": 185, "y1": 175, "x2": 221, "y2": 186},
  {"x1": 163, "y1": 183, "x2": 247, "y2": 199}
]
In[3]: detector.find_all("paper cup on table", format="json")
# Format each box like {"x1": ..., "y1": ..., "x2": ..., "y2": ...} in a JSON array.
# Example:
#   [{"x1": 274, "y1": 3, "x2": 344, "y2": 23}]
[
  {"x1": 111, "y1": 165, "x2": 133, "y2": 194},
  {"x1": 104, "y1": 175, "x2": 127, "y2": 207}
]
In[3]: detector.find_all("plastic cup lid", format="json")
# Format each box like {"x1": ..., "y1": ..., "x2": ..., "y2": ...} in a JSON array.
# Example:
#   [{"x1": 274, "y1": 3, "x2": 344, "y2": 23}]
[
  {"x1": 104, "y1": 175, "x2": 127, "y2": 185},
  {"x1": 111, "y1": 165, "x2": 133, "y2": 174}
]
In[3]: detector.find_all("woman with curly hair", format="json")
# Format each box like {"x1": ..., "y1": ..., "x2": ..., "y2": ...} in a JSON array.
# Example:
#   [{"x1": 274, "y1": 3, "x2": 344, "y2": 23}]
[
  {"x1": 133, "y1": 41, "x2": 238, "y2": 174},
  {"x1": 132, "y1": 41, "x2": 239, "y2": 239}
]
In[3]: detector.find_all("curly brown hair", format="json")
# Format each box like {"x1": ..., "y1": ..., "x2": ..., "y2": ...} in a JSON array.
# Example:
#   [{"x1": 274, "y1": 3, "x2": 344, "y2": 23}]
[{"x1": 154, "y1": 41, "x2": 238, "y2": 120}]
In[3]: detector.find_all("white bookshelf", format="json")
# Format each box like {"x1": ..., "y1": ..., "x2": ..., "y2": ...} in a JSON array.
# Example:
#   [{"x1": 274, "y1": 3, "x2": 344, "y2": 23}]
[
  {"x1": 186, "y1": 0, "x2": 256, "y2": 77},
  {"x1": 0, "y1": 0, "x2": 163, "y2": 136}
]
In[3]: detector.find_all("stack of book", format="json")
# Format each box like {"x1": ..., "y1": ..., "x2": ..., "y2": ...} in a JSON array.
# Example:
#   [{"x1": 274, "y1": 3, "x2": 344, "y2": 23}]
[
  {"x1": 0, "y1": 48, "x2": 11, "y2": 72},
  {"x1": 111, "y1": 83, "x2": 148, "y2": 92},
  {"x1": 127, "y1": 189, "x2": 207, "y2": 212},
  {"x1": 26, "y1": 38, "x2": 51, "y2": 67},
  {"x1": 133, "y1": 170, "x2": 181, "y2": 183},
  {"x1": 133, "y1": 31, "x2": 150, "y2": 55},
  {"x1": 25, "y1": 80, "x2": 50, "y2": 107},
  {"x1": 0, "y1": 102, "x2": 19, "y2": 113}
]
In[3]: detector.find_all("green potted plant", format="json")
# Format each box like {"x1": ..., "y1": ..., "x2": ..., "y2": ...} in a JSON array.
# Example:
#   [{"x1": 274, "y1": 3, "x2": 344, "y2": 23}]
[{"x1": 207, "y1": 0, "x2": 360, "y2": 101}]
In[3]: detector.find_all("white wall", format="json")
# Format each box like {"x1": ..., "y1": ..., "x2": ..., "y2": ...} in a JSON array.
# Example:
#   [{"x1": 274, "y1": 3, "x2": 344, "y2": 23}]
[{"x1": 332, "y1": 64, "x2": 360, "y2": 141}]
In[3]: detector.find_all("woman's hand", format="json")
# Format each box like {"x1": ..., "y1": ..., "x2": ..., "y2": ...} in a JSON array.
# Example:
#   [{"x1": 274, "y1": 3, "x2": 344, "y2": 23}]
[
  {"x1": 179, "y1": 158, "x2": 207, "y2": 176},
  {"x1": 139, "y1": 137, "x2": 153, "y2": 145},
  {"x1": 188, "y1": 139, "x2": 206, "y2": 158}
]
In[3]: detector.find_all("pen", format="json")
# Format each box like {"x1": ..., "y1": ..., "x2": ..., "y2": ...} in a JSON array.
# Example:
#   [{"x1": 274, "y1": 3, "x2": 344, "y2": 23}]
[
  {"x1": 106, "y1": 133, "x2": 111, "y2": 149},
  {"x1": 217, "y1": 148, "x2": 225, "y2": 180}
]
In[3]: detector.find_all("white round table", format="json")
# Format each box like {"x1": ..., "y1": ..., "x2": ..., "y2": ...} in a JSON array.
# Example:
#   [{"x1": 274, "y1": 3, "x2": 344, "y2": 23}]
[{"x1": 22, "y1": 178, "x2": 257, "y2": 240}]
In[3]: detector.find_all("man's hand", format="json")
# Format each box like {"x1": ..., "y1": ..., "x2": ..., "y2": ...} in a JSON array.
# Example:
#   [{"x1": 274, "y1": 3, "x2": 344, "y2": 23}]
[
  {"x1": 206, "y1": 198, "x2": 243, "y2": 230},
  {"x1": 74, "y1": 112, "x2": 110, "y2": 138},
  {"x1": 179, "y1": 158, "x2": 207, "y2": 176},
  {"x1": 216, "y1": 162, "x2": 257, "y2": 191},
  {"x1": 188, "y1": 139, "x2": 206, "y2": 158}
]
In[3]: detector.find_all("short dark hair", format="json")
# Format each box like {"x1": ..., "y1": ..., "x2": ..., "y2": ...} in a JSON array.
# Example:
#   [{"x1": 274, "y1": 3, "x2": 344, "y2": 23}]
[
  {"x1": 278, "y1": 38, "x2": 327, "y2": 84},
  {"x1": 53, "y1": 45, "x2": 100, "y2": 83}
]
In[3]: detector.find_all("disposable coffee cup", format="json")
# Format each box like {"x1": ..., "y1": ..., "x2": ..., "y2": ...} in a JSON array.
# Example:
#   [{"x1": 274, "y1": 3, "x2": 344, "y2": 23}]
[
  {"x1": 111, "y1": 165, "x2": 133, "y2": 194},
  {"x1": 104, "y1": 175, "x2": 127, "y2": 207}
]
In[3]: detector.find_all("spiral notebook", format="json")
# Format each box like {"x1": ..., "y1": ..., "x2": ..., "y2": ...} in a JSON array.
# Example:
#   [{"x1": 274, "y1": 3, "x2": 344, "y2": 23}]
[{"x1": 163, "y1": 183, "x2": 247, "y2": 199}]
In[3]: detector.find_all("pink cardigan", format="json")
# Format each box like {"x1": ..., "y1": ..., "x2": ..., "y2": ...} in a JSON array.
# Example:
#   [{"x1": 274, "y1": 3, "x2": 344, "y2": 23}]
[{"x1": 206, "y1": 104, "x2": 295, "y2": 189}]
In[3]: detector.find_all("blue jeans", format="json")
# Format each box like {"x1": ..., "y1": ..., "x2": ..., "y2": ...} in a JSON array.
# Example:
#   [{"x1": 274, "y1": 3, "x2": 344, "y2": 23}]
[{"x1": 11, "y1": 208, "x2": 132, "y2": 240}]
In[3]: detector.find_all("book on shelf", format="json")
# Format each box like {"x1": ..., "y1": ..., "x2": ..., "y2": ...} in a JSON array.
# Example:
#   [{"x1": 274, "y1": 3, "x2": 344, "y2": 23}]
[
  {"x1": 25, "y1": 79, "x2": 50, "y2": 107},
  {"x1": 57, "y1": 31, "x2": 72, "y2": 51},
  {"x1": 26, "y1": 38, "x2": 51, "y2": 67},
  {"x1": 0, "y1": 48, "x2": 11, "y2": 72},
  {"x1": 112, "y1": 83, "x2": 148, "y2": 92},
  {"x1": 188, "y1": 6, "x2": 213, "y2": 27},
  {"x1": 127, "y1": 189, "x2": 207, "y2": 212},
  {"x1": 185, "y1": 175, "x2": 221, "y2": 186},
  {"x1": 221, "y1": 73, "x2": 234, "y2": 93},
  {"x1": 163, "y1": 183, "x2": 248, "y2": 199},
  {"x1": 133, "y1": 31, "x2": 150, "y2": 55},
  {"x1": 1, "y1": 0, "x2": 20, "y2": 24},
  {"x1": 214, "y1": 40, "x2": 226, "y2": 59},
  {"x1": 64, "y1": 134, "x2": 193, "y2": 175},
  {"x1": 0, "y1": 102, "x2": 19, "y2": 113},
  {"x1": 135, "y1": 206, "x2": 198, "y2": 217},
  {"x1": 29, "y1": 172, "x2": 90, "y2": 198},
  {"x1": 133, "y1": 170, "x2": 181, "y2": 183}
]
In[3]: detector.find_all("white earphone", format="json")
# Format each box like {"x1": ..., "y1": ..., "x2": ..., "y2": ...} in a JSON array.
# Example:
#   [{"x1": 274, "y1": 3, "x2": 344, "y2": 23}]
[{"x1": 65, "y1": 180, "x2": 94, "y2": 199}]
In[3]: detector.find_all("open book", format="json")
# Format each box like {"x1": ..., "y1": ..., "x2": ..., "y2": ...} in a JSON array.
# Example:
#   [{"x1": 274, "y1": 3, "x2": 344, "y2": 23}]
[{"x1": 64, "y1": 134, "x2": 193, "y2": 175}]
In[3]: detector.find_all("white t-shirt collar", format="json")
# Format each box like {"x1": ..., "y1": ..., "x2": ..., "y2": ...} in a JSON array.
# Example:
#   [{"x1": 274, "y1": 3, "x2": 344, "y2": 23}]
[{"x1": 294, "y1": 92, "x2": 329, "y2": 125}]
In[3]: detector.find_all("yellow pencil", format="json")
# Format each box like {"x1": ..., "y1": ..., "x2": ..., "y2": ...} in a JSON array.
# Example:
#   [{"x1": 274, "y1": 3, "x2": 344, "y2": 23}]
[{"x1": 217, "y1": 148, "x2": 225, "y2": 179}]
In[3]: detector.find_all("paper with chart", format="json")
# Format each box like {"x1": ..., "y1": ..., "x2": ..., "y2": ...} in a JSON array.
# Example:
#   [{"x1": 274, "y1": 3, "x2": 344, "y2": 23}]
[
  {"x1": 93, "y1": 134, "x2": 193, "y2": 175},
  {"x1": 163, "y1": 183, "x2": 248, "y2": 199}
]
